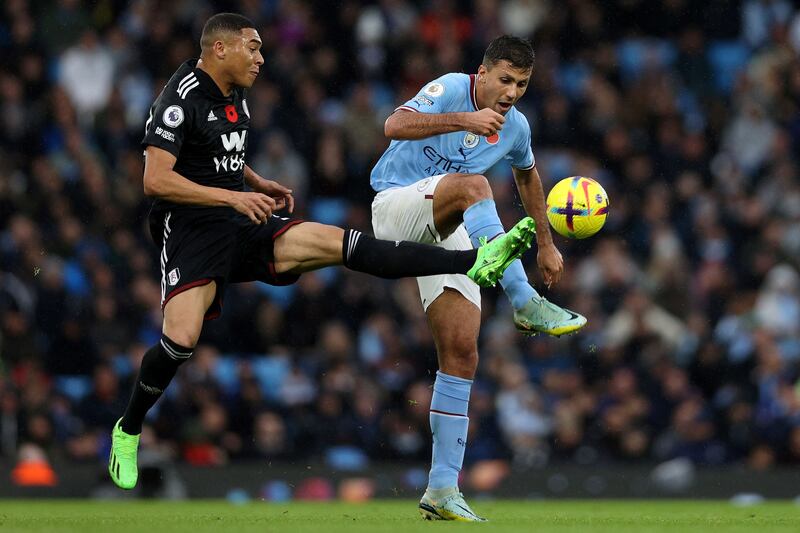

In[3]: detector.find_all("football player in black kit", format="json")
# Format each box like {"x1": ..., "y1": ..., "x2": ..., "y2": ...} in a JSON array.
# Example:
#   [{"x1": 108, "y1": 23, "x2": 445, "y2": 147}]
[{"x1": 108, "y1": 13, "x2": 537, "y2": 489}]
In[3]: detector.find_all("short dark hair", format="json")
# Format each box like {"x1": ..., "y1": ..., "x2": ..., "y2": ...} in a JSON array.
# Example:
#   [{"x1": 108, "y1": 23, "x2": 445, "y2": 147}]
[
  {"x1": 482, "y1": 35, "x2": 535, "y2": 71},
  {"x1": 200, "y1": 13, "x2": 255, "y2": 50}
]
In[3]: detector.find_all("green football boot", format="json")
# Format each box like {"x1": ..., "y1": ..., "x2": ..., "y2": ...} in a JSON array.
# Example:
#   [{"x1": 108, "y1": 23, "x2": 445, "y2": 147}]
[
  {"x1": 108, "y1": 418, "x2": 140, "y2": 490},
  {"x1": 467, "y1": 217, "x2": 536, "y2": 287}
]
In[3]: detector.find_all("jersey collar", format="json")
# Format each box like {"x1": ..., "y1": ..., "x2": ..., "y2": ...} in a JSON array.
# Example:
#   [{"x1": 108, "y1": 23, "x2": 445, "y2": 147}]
[
  {"x1": 469, "y1": 74, "x2": 479, "y2": 111},
  {"x1": 187, "y1": 59, "x2": 233, "y2": 100}
]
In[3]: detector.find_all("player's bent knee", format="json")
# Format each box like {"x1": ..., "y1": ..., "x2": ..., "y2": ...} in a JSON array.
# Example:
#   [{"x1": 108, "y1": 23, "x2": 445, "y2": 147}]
[
  {"x1": 438, "y1": 336, "x2": 480, "y2": 369},
  {"x1": 162, "y1": 302, "x2": 208, "y2": 348},
  {"x1": 460, "y1": 174, "x2": 493, "y2": 208},
  {"x1": 161, "y1": 285, "x2": 214, "y2": 348},
  {"x1": 161, "y1": 328, "x2": 200, "y2": 350},
  {"x1": 440, "y1": 349, "x2": 479, "y2": 377},
  {"x1": 162, "y1": 302, "x2": 205, "y2": 348},
  {"x1": 446, "y1": 348, "x2": 479, "y2": 366}
]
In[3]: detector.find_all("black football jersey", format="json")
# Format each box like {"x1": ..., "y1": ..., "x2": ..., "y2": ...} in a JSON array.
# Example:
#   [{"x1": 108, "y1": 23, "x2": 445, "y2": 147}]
[{"x1": 142, "y1": 59, "x2": 251, "y2": 212}]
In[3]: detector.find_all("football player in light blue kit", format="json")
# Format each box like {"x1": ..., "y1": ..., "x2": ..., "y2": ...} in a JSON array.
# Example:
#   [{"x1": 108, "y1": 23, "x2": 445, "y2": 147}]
[{"x1": 370, "y1": 36, "x2": 586, "y2": 521}]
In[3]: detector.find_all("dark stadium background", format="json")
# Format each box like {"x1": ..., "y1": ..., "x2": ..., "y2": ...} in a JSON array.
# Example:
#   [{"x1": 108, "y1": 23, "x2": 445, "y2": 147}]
[{"x1": 1, "y1": 0, "x2": 800, "y2": 500}]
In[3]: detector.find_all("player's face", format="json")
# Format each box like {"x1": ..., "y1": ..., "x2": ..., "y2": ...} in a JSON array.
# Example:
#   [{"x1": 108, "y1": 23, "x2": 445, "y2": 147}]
[
  {"x1": 226, "y1": 28, "x2": 264, "y2": 88},
  {"x1": 477, "y1": 61, "x2": 531, "y2": 115}
]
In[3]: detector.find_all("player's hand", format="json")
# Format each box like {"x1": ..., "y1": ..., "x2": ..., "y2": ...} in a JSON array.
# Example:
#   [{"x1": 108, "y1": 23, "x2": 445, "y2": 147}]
[
  {"x1": 537, "y1": 242, "x2": 564, "y2": 288},
  {"x1": 464, "y1": 108, "x2": 505, "y2": 136},
  {"x1": 250, "y1": 177, "x2": 295, "y2": 214},
  {"x1": 228, "y1": 191, "x2": 277, "y2": 224}
]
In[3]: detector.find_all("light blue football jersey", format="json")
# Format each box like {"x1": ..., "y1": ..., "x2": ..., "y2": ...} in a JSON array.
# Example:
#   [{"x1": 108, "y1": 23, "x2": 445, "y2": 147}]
[{"x1": 370, "y1": 72, "x2": 535, "y2": 192}]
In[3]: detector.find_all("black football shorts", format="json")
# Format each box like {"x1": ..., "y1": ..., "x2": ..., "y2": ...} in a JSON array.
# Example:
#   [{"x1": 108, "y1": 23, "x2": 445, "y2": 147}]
[{"x1": 149, "y1": 207, "x2": 304, "y2": 320}]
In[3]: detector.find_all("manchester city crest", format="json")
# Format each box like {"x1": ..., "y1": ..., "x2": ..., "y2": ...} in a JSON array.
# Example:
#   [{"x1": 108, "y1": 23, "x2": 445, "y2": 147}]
[{"x1": 462, "y1": 133, "x2": 479, "y2": 149}]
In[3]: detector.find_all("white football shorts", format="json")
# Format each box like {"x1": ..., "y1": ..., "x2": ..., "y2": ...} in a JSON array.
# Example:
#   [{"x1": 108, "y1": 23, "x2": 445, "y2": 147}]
[{"x1": 371, "y1": 174, "x2": 480, "y2": 311}]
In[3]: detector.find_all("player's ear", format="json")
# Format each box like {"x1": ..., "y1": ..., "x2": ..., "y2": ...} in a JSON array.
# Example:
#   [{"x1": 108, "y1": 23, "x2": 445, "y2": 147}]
[
  {"x1": 477, "y1": 64, "x2": 488, "y2": 82},
  {"x1": 212, "y1": 38, "x2": 226, "y2": 60}
]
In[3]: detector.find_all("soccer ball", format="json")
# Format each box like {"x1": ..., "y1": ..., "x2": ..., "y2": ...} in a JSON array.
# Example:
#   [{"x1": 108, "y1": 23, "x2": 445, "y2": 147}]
[{"x1": 545, "y1": 176, "x2": 609, "y2": 239}]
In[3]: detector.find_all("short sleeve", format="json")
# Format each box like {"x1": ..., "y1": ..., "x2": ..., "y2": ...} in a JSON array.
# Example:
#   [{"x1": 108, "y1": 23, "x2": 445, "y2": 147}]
[
  {"x1": 141, "y1": 91, "x2": 193, "y2": 157},
  {"x1": 505, "y1": 115, "x2": 535, "y2": 170},
  {"x1": 395, "y1": 74, "x2": 460, "y2": 114}
]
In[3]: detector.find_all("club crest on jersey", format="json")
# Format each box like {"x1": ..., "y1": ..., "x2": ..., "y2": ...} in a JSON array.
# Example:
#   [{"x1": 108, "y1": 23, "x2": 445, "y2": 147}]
[
  {"x1": 168, "y1": 268, "x2": 180, "y2": 286},
  {"x1": 486, "y1": 132, "x2": 500, "y2": 145},
  {"x1": 462, "y1": 133, "x2": 479, "y2": 149},
  {"x1": 163, "y1": 105, "x2": 184, "y2": 127},
  {"x1": 423, "y1": 82, "x2": 445, "y2": 97}
]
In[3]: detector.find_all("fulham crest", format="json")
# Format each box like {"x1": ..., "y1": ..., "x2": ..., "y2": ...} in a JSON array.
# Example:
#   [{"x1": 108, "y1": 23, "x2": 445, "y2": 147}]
[{"x1": 168, "y1": 268, "x2": 180, "y2": 286}]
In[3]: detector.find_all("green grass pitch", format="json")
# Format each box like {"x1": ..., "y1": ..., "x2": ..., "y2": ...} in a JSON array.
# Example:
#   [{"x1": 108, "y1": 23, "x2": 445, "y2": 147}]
[{"x1": 1, "y1": 500, "x2": 799, "y2": 532}]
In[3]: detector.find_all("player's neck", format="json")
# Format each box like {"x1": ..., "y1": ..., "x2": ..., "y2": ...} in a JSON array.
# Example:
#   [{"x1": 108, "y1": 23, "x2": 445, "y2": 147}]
[{"x1": 196, "y1": 58, "x2": 234, "y2": 96}]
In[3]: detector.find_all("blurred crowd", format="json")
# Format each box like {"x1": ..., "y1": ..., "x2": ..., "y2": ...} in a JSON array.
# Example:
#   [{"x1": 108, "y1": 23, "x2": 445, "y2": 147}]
[{"x1": 2, "y1": 0, "x2": 800, "y2": 480}]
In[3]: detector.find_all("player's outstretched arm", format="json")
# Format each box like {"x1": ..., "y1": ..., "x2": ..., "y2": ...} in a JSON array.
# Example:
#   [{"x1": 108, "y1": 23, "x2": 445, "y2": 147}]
[
  {"x1": 384, "y1": 108, "x2": 505, "y2": 140},
  {"x1": 513, "y1": 165, "x2": 563, "y2": 287},
  {"x1": 143, "y1": 146, "x2": 277, "y2": 224}
]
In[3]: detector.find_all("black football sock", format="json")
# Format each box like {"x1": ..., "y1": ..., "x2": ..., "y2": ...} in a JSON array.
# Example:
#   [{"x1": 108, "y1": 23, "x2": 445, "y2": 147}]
[
  {"x1": 120, "y1": 334, "x2": 193, "y2": 435},
  {"x1": 342, "y1": 229, "x2": 478, "y2": 278}
]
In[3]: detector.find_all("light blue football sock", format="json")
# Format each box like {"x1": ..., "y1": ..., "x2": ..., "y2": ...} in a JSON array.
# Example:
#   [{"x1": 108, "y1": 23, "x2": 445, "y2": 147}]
[
  {"x1": 428, "y1": 371, "x2": 472, "y2": 490},
  {"x1": 463, "y1": 199, "x2": 538, "y2": 310}
]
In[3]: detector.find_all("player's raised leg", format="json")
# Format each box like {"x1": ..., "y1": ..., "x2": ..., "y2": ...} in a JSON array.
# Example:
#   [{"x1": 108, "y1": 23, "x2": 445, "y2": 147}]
[
  {"x1": 271, "y1": 220, "x2": 536, "y2": 286},
  {"x1": 433, "y1": 173, "x2": 586, "y2": 336},
  {"x1": 417, "y1": 290, "x2": 486, "y2": 522},
  {"x1": 110, "y1": 282, "x2": 214, "y2": 489}
]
